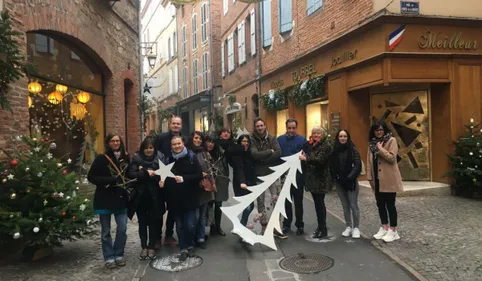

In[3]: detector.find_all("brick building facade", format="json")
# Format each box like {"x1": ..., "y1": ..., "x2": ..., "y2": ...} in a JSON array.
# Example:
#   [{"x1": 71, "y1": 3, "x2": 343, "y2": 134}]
[{"x1": 0, "y1": 0, "x2": 140, "y2": 160}]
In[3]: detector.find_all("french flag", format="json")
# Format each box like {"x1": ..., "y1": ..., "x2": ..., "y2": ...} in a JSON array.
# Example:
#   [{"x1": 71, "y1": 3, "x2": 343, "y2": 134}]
[{"x1": 389, "y1": 25, "x2": 406, "y2": 51}]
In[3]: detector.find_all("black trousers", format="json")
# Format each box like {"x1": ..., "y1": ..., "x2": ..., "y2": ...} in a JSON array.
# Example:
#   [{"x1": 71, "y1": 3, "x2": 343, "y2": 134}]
[
  {"x1": 210, "y1": 201, "x2": 223, "y2": 229},
  {"x1": 164, "y1": 210, "x2": 175, "y2": 237},
  {"x1": 375, "y1": 179, "x2": 398, "y2": 227},
  {"x1": 137, "y1": 200, "x2": 160, "y2": 249},
  {"x1": 311, "y1": 192, "x2": 327, "y2": 234},
  {"x1": 283, "y1": 184, "x2": 304, "y2": 229}
]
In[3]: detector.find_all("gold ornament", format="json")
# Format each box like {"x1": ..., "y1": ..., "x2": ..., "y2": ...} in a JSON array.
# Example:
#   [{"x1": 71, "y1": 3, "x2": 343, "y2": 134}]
[
  {"x1": 70, "y1": 102, "x2": 87, "y2": 120},
  {"x1": 55, "y1": 84, "x2": 68, "y2": 94},
  {"x1": 28, "y1": 96, "x2": 33, "y2": 108},
  {"x1": 2, "y1": 178, "x2": 7, "y2": 183},
  {"x1": 10, "y1": 193, "x2": 16, "y2": 199},
  {"x1": 57, "y1": 163, "x2": 62, "y2": 168},
  {"x1": 77, "y1": 91, "x2": 91, "y2": 104},
  {"x1": 48, "y1": 91, "x2": 63, "y2": 105},
  {"x1": 28, "y1": 81, "x2": 42, "y2": 94}
]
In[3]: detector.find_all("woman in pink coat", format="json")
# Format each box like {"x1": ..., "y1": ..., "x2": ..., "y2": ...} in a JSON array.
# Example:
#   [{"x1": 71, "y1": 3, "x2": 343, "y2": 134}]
[{"x1": 366, "y1": 122, "x2": 403, "y2": 243}]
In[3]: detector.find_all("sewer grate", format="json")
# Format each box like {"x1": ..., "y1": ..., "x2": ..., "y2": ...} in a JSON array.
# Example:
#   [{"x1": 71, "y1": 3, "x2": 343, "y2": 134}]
[
  {"x1": 150, "y1": 254, "x2": 203, "y2": 272},
  {"x1": 279, "y1": 253, "x2": 334, "y2": 274}
]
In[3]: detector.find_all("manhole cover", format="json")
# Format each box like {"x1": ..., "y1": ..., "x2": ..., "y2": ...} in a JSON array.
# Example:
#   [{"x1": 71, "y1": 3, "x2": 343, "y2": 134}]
[
  {"x1": 279, "y1": 253, "x2": 334, "y2": 274},
  {"x1": 150, "y1": 254, "x2": 203, "y2": 272}
]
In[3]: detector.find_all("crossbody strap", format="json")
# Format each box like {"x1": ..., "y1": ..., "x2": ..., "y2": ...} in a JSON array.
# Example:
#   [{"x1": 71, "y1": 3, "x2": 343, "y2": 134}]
[{"x1": 104, "y1": 154, "x2": 125, "y2": 185}]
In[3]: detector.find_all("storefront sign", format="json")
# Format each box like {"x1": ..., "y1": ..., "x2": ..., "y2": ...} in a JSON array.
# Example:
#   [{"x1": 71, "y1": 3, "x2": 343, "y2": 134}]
[
  {"x1": 271, "y1": 80, "x2": 284, "y2": 89},
  {"x1": 418, "y1": 31, "x2": 479, "y2": 50},
  {"x1": 331, "y1": 50, "x2": 358, "y2": 67},
  {"x1": 400, "y1": 1, "x2": 419, "y2": 15},
  {"x1": 225, "y1": 102, "x2": 242, "y2": 115},
  {"x1": 292, "y1": 64, "x2": 317, "y2": 83}
]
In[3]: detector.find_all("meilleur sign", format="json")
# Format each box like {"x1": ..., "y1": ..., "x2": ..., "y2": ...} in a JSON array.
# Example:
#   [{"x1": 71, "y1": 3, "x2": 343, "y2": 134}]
[{"x1": 418, "y1": 31, "x2": 479, "y2": 50}]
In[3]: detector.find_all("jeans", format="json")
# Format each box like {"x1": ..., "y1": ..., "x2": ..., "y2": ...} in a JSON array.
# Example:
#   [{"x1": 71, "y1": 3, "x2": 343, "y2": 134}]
[
  {"x1": 175, "y1": 210, "x2": 197, "y2": 251},
  {"x1": 283, "y1": 175, "x2": 305, "y2": 229},
  {"x1": 256, "y1": 180, "x2": 281, "y2": 226},
  {"x1": 336, "y1": 182, "x2": 360, "y2": 228},
  {"x1": 375, "y1": 179, "x2": 397, "y2": 227},
  {"x1": 241, "y1": 203, "x2": 255, "y2": 226},
  {"x1": 311, "y1": 192, "x2": 327, "y2": 234},
  {"x1": 137, "y1": 201, "x2": 160, "y2": 249},
  {"x1": 196, "y1": 204, "x2": 208, "y2": 242},
  {"x1": 99, "y1": 213, "x2": 128, "y2": 261}
]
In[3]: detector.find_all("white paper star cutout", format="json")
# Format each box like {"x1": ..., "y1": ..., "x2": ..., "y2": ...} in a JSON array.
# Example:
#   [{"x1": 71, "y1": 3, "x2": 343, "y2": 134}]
[
  {"x1": 79, "y1": 204, "x2": 86, "y2": 211},
  {"x1": 7, "y1": 174, "x2": 14, "y2": 180},
  {"x1": 34, "y1": 147, "x2": 41, "y2": 152},
  {"x1": 47, "y1": 153, "x2": 53, "y2": 159},
  {"x1": 58, "y1": 192, "x2": 64, "y2": 198},
  {"x1": 154, "y1": 160, "x2": 176, "y2": 181},
  {"x1": 67, "y1": 158, "x2": 72, "y2": 164},
  {"x1": 43, "y1": 199, "x2": 48, "y2": 206}
]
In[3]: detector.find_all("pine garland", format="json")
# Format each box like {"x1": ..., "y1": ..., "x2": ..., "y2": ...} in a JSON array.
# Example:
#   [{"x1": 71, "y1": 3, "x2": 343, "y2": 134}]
[
  {"x1": 260, "y1": 89, "x2": 287, "y2": 112},
  {"x1": 289, "y1": 75, "x2": 325, "y2": 106}
]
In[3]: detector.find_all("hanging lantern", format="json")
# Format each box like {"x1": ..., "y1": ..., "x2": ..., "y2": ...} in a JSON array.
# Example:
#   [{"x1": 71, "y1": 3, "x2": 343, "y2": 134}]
[
  {"x1": 28, "y1": 96, "x2": 33, "y2": 108},
  {"x1": 70, "y1": 102, "x2": 87, "y2": 120},
  {"x1": 48, "y1": 91, "x2": 63, "y2": 105},
  {"x1": 55, "y1": 84, "x2": 68, "y2": 94},
  {"x1": 28, "y1": 81, "x2": 42, "y2": 95},
  {"x1": 77, "y1": 91, "x2": 91, "y2": 104}
]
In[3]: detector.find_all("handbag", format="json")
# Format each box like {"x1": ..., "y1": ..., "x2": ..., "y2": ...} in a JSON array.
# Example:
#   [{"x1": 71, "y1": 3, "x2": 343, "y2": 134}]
[
  {"x1": 201, "y1": 176, "x2": 216, "y2": 192},
  {"x1": 359, "y1": 161, "x2": 366, "y2": 177}
]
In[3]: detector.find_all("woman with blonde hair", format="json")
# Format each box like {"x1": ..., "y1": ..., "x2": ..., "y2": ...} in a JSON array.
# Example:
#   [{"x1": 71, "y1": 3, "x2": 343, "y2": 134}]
[{"x1": 299, "y1": 126, "x2": 333, "y2": 239}]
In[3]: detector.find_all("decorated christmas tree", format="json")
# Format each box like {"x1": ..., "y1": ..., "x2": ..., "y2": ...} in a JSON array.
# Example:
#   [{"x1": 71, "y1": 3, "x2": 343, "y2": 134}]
[
  {"x1": 0, "y1": 134, "x2": 95, "y2": 250},
  {"x1": 447, "y1": 118, "x2": 482, "y2": 195}
]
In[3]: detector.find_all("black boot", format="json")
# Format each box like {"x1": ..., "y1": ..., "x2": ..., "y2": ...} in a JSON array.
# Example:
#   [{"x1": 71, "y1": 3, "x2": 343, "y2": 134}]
[{"x1": 312, "y1": 227, "x2": 321, "y2": 239}]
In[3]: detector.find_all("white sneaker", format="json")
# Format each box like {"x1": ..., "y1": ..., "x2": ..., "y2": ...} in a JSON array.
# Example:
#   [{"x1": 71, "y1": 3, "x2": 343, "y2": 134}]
[
  {"x1": 373, "y1": 227, "x2": 388, "y2": 240},
  {"x1": 341, "y1": 227, "x2": 352, "y2": 237},
  {"x1": 352, "y1": 228, "x2": 361, "y2": 239},
  {"x1": 382, "y1": 229, "x2": 400, "y2": 243}
]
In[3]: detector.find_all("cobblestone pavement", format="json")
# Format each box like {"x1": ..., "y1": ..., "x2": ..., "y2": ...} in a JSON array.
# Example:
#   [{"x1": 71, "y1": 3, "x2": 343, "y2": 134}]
[
  {"x1": 0, "y1": 218, "x2": 145, "y2": 281},
  {"x1": 323, "y1": 186, "x2": 482, "y2": 281}
]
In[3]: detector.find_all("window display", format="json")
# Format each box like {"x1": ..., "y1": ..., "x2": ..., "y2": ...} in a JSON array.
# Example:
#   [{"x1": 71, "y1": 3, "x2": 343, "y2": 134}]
[{"x1": 305, "y1": 101, "x2": 328, "y2": 138}]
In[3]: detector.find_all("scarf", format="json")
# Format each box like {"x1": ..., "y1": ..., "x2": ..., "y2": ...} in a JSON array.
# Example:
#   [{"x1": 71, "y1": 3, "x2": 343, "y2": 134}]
[
  {"x1": 217, "y1": 139, "x2": 232, "y2": 151},
  {"x1": 332, "y1": 142, "x2": 353, "y2": 180},
  {"x1": 369, "y1": 132, "x2": 393, "y2": 156},
  {"x1": 114, "y1": 151, "x2": 121, "y2": 160},
  {"x1": 172, "y1": 146, "x2": 188, "y2": 160}
]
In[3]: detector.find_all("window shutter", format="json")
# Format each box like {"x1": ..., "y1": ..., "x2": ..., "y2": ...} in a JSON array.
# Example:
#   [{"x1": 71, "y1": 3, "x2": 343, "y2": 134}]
[
  {"x1": 183, "y1": 67, "x2": 188, "y2": 98},
  {"x1": 223, "y1": 0, "x2": 228, "y2": 15},
  {"x1": 241, "y1": 21, "x2": 246, "y2": 63},
  {"x1": 237, "y1": 24, "x2": 242, "y2": 65},
  {"x1": 221, "y1": 43, "x2": 225, "y2": 77},
  {"x1": 250, "y1": 10, "x2": 256, "y2": 56},
  {"x1": 262, "y1": 0, "x2": 272, "y2": 47},
  {"x1": 169, "y1": 69, "x2": 173, "y2": 94},
  {"x1": 165, "y1": 39, "x2": 169, "y2": 60},
  {"x1": 192, "y1": 15, "x2": 197, "y2": 49},
  {"x1": 228, "y1": 34, "x2": 234, "y2": 72},
  {"x1": 174, "y1": 64, "x2": 178, "y2": 92},
  {"x1": 279, "y1": 0, "x2": 292, "y2": 33},
  {"x1": 307, "y1": 0, "x2": 322, "y2": 15}
]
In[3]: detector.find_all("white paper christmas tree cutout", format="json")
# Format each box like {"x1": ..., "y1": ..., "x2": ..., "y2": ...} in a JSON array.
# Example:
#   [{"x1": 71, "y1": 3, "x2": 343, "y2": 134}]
[
  {"x1": 221, "y1": 151, "x2": 303, "y2": 250},
  {"x1": 154, "y1": 160, "x2": 176, "y2": 181},
  {"x1": 235, "y1": 127, "x2": 250, "y2": 139}
]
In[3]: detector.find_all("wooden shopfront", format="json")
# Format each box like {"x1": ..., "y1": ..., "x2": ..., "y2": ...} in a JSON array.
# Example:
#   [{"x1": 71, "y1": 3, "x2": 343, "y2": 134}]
[{"x1": 260, "y1": 16, "x2": 482, "y2": 183}]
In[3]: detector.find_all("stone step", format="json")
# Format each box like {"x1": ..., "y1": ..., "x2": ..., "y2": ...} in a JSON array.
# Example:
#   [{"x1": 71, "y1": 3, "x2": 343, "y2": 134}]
[{"x1": 358, "y1": 181, "x2": 451, "y2": 197}]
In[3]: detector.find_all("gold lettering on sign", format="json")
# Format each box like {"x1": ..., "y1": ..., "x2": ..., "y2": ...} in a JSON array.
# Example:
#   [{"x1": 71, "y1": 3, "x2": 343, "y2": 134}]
[
  {"x1": 292, "y1": 64, "x2": 317, "y2": 83},
  {"x1": 331, "y1": 50, "x2": 358, "y2": 67},
  {"x1": 271, "y1": 80, "x2": 284, "y2": 89},
  {"x1": 418, "y1": 31, "x2": 479, "y2": 50}
]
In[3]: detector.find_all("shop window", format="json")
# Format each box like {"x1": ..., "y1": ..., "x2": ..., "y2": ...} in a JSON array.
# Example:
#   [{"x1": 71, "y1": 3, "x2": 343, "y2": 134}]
[
  {"x1": 305, "y1": 100, "x2": 328, "y2": 139},
  {"x1": 194, "y1": 108, "x2": 209, "y2": 132},
  {"x1": 27, "y1": 32, "x2": 104, "y2": 169},
  {"x1": 276, "y1": 109, "x2": 289, "y2": 137}
]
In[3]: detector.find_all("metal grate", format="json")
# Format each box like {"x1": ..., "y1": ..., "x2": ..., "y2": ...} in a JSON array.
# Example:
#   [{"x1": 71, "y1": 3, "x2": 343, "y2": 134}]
[
  {"x1": 150, "y1": 254, "x2": 203, "y2": 272},
  {"x1": 279, "y1": 253, "x2": 334, "y2": 274}
]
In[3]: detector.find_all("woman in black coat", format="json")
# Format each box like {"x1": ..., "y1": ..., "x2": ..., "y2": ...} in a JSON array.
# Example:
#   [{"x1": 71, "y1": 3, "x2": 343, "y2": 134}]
[
  {"x1": 128, "y1": 136, "x2": 165, "y2": 260},
  {"x1": 159, "y1": 136, "x2": 203, "y2": 261},
  {"x1": 231, "y1": 134, "x2": 256, "y2": 228},
  {"x1": 87, "y1": 133, "x2": 130, "y2": 269}
]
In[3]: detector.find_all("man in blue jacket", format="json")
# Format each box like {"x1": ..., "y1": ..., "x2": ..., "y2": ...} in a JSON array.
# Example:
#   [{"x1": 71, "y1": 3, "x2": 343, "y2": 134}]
[{"x1": 277, "y1": 118, "x2": 307, "y2": 236}]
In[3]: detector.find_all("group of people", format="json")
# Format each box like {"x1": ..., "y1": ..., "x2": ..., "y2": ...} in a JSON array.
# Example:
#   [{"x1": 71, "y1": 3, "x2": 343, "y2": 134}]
[{"x1": 87, "y1": 115, "x2": 403, "y2": 270}]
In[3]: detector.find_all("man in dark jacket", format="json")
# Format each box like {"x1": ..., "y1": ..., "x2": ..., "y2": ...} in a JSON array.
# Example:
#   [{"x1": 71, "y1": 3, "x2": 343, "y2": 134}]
[
  {"x1": 277, "y1": 118, "x2": 307, "y2": 236},
  {"x1": 250, "y1": 118, "x2": 286, "y2": 239},
  {"x1": 155, "y1": 116, "x2": 184, "y2": 246}
]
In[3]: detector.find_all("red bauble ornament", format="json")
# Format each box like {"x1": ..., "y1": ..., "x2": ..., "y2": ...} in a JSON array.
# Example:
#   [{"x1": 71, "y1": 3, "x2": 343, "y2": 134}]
[
  {"x1": 10, "y1": 159, "x2": 18, "y2": 167},
  {"x1": 41, "y1": 138, "x2": 44, "y2": 142},
  {"x1": 72, "y1": 216, "x2": 76, "y2": 219},
  {"x1": 45, "y1": 138, "x2": 49, "y2": 141},
  {"x1": 62, "y1": 170, "x2": 67, "y2": 175},
  {"x1": 62, "y1": 212, "x2": 66, "y2": 216}
]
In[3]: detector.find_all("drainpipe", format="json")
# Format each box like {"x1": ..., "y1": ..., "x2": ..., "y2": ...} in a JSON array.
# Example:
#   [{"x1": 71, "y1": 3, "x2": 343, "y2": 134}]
[
  {"x1": 256, "y1": 2, "x2": 262, "y2": 118},
  {"x1": 208, "y1": 0, "x2": 216, "y2": 132}
]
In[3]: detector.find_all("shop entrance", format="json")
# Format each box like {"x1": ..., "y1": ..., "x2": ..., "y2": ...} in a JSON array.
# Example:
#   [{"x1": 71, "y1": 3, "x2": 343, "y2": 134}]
[{"x1": 371, "y1": 90, "x2": 430, "y2": 181}]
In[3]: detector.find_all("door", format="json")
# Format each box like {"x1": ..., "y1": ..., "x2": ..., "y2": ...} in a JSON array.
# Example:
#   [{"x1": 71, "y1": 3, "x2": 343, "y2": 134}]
[{"x1": 371, "y1": 90, "x2": 430, "y2": 181}]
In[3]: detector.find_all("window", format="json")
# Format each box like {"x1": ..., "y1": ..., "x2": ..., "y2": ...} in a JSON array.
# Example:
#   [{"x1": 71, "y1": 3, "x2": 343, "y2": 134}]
[
  {"x1": 279, "y1": 0, "x2": 292, "y2": 33},
  {"x1": 193, "y1": 59, "x2": 198, "y2": 94},
  {"x1": 169, "y1": 69, "x2": 173, "y2": 94},
  {"x1": 307, "y1": 0, "x2": 323, "y2": 16},
  {"x1": 237, "y1": 21, "x2": 246, "y2": 64},
  {"x1": 35, "y1": 34, "x2": 54, "y2": 55},
  {"x1": 221, "y1": 43, "x2": 225, "y2": 77},
  {"x1": 174, "y1": 64, "x2": 179, "y2": 93},
  {"x1": 262, "y1": 0, "x2": 272, "y2": 47},
  {"x1": 173, "y1": 32, "x2": 177, "y2": 55},
  {"x1": 183, "y1": 67, "x2": 188, "y2": 98},
  {"x1": 192, "y1": 14, "x2": 197, "y2": 50},
  {"x1": 250, "y1": 9, "x2": 256, "y2": 56},
  {"x1": 227, "y1": 34, "x2": 234, "y2": 72},
  {"x1": 182, "y1": 25, "x2": 187, "y2": 57},
  {"x1": 202, "y1": 53, "x2": 208, "y2": 90},
  {"x1": 168, "y1": 37, "x2": 172, "y2": 59},
  {"x1": 201, "y1": 3, "x2": 208, "y2": 43},
  {"x1": 223, "y1": 0, "x2": 228, "y2": 15}
]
